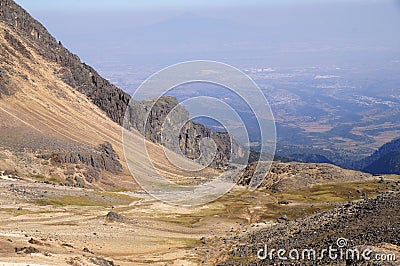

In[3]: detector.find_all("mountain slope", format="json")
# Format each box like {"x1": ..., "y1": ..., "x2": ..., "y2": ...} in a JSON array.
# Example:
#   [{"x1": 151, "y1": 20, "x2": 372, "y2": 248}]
[
  {"x1": 1, "y1": 0, "x2": 241, "y2": 169},
  {"x1": 0, "y1": 0, "x2": 219, "y2": 189},
  {"x1": 0, "y1": 0, "x2": 130, "y2": 125},
  {"x1": 0, "y1": 21, "x2": 135, "y2": 189},
  {"x1": 364, "y1": 151, "x2": 400, "y2": 175},
  {"x1": 352, "y1": 138, "x2": 400, "y2": 174}
]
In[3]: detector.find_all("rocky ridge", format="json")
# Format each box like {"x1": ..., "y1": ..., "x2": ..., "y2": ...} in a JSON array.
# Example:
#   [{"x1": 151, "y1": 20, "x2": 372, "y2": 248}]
[
  {"x1": 239, "y1": 161, "x2": 372, "y2": 191},
  {"x1": 126, "y1": 96, "x2": 244, "y2": 168},
  {"x1": 219, "y1": 192, "x2": 400, "y2": 265},
  {"x1": 0, "y1": 0, "x2": 238, "y2": 168},
  {"x1": 39, "y1": 142, "x2": 122, "y2": 175}
]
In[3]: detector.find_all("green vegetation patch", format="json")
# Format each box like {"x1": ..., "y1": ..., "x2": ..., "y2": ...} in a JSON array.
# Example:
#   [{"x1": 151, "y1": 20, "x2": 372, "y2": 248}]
[
  {"x1": 29, "y1": 174, "x2": 46, "y2": 180},
  {"x1": 275, "y1": 180, "x2": 395, "y2": 204},
  {"x1": 257, "y1": 179, "x2": 399, "y2": 221},
  {"x1": 29, "y1": 174, "x2": 64, "y2": 185},
  {"x1": 36, "y1": 192, "x2": 139, "y2": 207}
]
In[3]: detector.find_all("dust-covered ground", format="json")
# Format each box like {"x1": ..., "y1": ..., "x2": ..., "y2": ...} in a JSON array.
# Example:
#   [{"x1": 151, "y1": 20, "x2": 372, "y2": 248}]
[{"x1": 0, "y1": 172, "x2": 399, "y2": 266}]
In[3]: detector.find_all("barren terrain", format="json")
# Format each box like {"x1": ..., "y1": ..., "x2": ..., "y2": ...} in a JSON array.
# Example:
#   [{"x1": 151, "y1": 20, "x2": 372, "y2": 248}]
[{"x1": 0, "y1": 169, "x2": 398, "y2": 265}]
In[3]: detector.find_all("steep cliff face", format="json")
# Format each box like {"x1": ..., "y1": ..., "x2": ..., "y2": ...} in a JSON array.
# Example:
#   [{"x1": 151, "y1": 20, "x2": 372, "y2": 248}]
[
  {"x1": 39, "y1": 142, "x2": 122, "y2": 175},
  {"x1": 0, "y1": 0, "x2": 240, "y2": 168},
  {"x1": 126, "y1": 96, "x2": 244, "y2": 168},
  {"x1": 0, "y1": 0, "x2": 131, "y2": 125},
  {"x1": 35, "y1": 142, "x2": 123, "y2": 186}
]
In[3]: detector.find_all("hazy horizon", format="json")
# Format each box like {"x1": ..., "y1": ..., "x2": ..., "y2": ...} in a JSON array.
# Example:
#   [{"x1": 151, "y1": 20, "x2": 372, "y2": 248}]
[{"x1": 14, "y1": 0, "x2": 400, "y2": 71}]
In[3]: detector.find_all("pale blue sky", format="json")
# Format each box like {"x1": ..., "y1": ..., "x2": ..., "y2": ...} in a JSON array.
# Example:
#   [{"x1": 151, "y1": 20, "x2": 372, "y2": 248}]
[
  {"x1": 14, "y1": 0, "x2": 273, "y2": 11},
  {"x1": 12, "y1": 0, "x2": 400, "y2": 69},
  {"x1": 14, "y1": 0, "x2": 366, "y2": 12}
]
